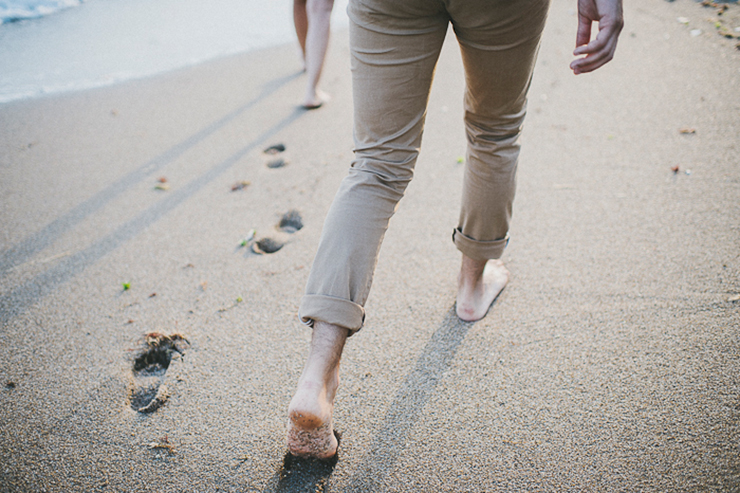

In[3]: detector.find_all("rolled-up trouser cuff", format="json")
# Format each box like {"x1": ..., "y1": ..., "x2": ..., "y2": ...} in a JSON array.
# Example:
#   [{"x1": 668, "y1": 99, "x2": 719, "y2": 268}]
[
  {"x1": 452, "y1": 228, "x2": 509, "y2": 261},
  {"x1": 299, "y1": 294, "x2": 366, "y2": 334}
]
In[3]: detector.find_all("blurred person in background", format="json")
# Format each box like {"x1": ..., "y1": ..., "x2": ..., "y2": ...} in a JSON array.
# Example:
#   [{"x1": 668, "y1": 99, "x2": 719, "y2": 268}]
[{"x1": 293, "y1": 0, "x2": 335, "y2": 108}]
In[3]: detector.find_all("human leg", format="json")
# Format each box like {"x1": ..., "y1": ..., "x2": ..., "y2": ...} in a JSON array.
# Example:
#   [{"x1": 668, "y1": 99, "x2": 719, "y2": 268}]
[
  {"x1": 293, "y1": 0, "x2": 308, "y2": 68},
  {"x1": 299, "y1": 1, "x2": 449, "y2": 332},
  {"x1": 289, "y1": 1, "x2": 449, "y2": 458},
  {"x1": 449, "y1": 0, "x2": 550, "y2": 320},
  {"x1": 302, "y1": 0, "x2": 335, "y2": 108}
]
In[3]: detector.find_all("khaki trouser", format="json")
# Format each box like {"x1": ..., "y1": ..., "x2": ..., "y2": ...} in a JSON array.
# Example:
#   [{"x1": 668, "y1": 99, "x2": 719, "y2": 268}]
[{"x1": 300, "y1": 0, "x2": 550, "y2": 332}]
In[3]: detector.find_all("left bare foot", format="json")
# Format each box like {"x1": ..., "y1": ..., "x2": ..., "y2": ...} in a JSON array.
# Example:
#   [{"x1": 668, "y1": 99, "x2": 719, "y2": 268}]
[
  {"x1": 456, "y1": 258, "x2": 509, "y2": 322},
  {"x1": 287, "y1": 378, "x2": 338, "y2": 459},
  {"x1": 286, "y1": 321, "x2": 347, "y2": 459}
]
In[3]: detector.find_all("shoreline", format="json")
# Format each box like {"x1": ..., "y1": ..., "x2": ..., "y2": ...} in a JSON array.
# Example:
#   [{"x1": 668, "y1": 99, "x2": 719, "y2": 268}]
[
  {"x1": 0, "y1": 0, "x2": 350, "y2": 105},
  {"x1": 1, "y1": 0, "x2": 736, "y2": 106}
]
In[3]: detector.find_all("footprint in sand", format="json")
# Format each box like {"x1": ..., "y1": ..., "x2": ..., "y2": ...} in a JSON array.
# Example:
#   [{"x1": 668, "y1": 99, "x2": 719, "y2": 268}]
[
  {"x1": 129, "y1": 333, "x2": 189, "y2": 413},
  {"x1": 266, "y1": 158, "x2": 287, "y2": 169},
  {"x1": 264, "y1": 142, "x2": 288, "y2": 169},
  {"x1": 252, "y1": 237, "x2": 285, "y2": 255},
  {"x1": 264, "y1": 143, "x2": 286, "y2": 154},
  {"x1": 278, "y1": 209, "x2": 304, "y2": 233},
  {"x1": 251, "y1": 210, "x2": 304, "y2": 255}
]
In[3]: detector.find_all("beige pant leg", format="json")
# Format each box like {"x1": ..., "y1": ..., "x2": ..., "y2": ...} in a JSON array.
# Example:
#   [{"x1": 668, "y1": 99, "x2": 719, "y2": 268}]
[
  {"x1": 450, "y1": 0, "x2": 550, "y2": 260},
  {"x1": 299, "y1": 2, "x2": 448, "y2": 332}
]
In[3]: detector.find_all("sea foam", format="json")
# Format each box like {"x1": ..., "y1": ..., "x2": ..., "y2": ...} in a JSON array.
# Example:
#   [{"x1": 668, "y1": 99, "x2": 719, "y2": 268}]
[{"x1": 0, "y1": 0, "x2": 85, "y2": 24}]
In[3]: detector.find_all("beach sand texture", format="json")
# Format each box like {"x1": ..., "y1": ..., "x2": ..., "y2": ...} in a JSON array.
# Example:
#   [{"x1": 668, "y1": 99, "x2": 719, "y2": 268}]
[{"x1": 1, "y1": 0, "x2": 739, "y2": 491}]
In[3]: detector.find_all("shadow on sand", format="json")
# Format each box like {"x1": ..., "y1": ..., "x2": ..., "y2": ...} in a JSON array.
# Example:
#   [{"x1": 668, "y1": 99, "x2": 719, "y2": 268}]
[
  {"x1": 0, "y1": 70, "x2": 301, "y2": 282},
  {"x1": 0, "y1": 74, "x2": 305, "y2": 325},
  {"x1": 260, "y1": 307, "x2": 478, "y2": 491},
  {"x1": 344, "y1": 307, "x2": 474, "y2": 490},
  {"x1": 261, "y1": 432, "x2": 341, "y2": 493}
]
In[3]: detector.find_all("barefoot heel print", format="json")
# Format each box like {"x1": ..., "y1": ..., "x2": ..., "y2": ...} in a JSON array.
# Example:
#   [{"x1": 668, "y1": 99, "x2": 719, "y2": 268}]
[
  {"x1": 129, "y1": 333, "x2": 189, "y2": 413},
  {"x1": 264, "y1": 142, "x2": 288, "y2": 168},
  {"x1": 266, "y1": 158, "x2": 287, "y2": 169},
  {"x1": 279, "y1": 210, "x2": 303, "y2": 233},
  {"x1": 251, "y1": 237, "x2": 285, "y2": 255}
]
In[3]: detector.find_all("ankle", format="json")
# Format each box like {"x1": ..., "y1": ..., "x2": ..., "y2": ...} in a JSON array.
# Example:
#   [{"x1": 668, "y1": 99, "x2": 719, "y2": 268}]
[
  {"x1": 294, "y1": 321, "x2": 347, "y2": 398},
  {"x1": 459, "y1": 256, "x2": 487, "y2": 286},
  {"x1": 297, "y1": 367, "x2": 339, "y2": 399}
]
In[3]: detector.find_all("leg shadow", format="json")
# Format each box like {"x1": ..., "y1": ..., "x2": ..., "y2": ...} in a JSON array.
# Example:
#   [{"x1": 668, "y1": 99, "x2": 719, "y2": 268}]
[
  {"x1": 346, "y1": 307, "x2": 475, "y2": 490},
  {"x1": 0, "y1": 106, "x2": 305, "y2": 326},
  {"x1": 0, "y1": 70, "x2": 301, "y2": 281}
]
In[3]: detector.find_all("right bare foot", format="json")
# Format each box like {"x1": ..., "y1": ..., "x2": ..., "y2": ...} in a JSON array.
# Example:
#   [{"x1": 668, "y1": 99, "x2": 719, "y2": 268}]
[{"x1": 456, "y1": 257, "x2": 509, "y2": 322}]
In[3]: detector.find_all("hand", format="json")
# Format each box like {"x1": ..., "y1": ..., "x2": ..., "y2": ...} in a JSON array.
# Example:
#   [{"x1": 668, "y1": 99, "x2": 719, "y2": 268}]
[{"x1": 570, "y1": 0, "x2": 624, "y2": 74}]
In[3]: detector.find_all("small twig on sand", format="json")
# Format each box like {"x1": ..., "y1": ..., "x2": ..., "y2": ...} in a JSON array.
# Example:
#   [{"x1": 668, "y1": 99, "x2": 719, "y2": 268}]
[{"x1": 148, "y1": 435, "x2": 176, "y2": 454}]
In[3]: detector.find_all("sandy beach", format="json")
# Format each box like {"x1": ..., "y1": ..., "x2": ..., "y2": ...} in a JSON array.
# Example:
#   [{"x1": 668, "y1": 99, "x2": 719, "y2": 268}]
[{"x1": 1, "y1": 0, "x2": 739, "y2": 491}]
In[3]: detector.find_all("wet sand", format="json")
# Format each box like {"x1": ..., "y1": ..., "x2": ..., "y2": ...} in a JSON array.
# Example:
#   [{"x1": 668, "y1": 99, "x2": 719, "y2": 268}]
[{"x1": 1, "y1": 0, "x2": 739, "y2": 491}]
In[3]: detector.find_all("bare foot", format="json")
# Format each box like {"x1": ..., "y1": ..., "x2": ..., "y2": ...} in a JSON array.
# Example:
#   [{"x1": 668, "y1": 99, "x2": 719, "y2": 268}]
[
  {"x1": 456, "y1": 257, "x2": 509, "y2": 322},
  {"x1": 287, "y1": 378, "x2": 339, "y2": 459},
  {"x1": 301, "y1": 89, "x2": 330, "y2": 110},
  {"x1": 286, "y1": 321, "x2": 347, "y2": 459}
]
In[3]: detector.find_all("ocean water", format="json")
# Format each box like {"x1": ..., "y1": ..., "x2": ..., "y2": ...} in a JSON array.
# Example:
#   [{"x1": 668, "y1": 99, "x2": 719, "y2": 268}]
[
  {"x1": 0, "y1": 0, "x2": 349, "y2": 104},
  {"x1": 0, "y1": 0, "x2": 84, "y2": 23}
]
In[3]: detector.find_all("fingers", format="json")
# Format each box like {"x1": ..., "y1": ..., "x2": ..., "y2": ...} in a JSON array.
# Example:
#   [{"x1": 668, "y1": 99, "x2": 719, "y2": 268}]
[
  {"x1": 570, "y1": 25, "x2": 620, "y2": 73},
  {"x1": 575, "y1": 14, "x2": 593, "y2": 49},
  {"x1": 570, "y1": 19, "x2": 623, "y2": 74},
  {"x1": 573, "y1": 25, "x2": 610, "y2": 56},
  {"x1": 571, "y1": 0, "x2": 623, "y2": 74}
]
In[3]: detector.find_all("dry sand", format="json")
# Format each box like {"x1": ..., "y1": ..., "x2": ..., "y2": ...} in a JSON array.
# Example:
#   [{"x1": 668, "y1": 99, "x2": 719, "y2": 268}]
[{"x1": 1, "y1": 0, "x2": 739, "y2": 491}]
